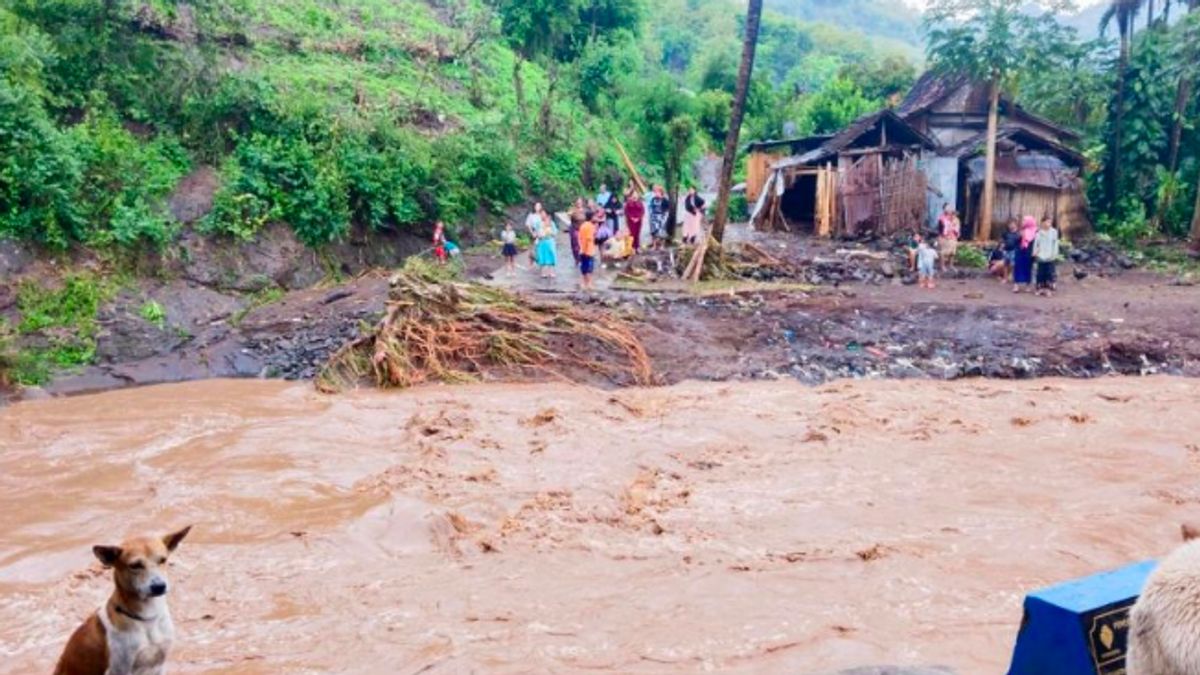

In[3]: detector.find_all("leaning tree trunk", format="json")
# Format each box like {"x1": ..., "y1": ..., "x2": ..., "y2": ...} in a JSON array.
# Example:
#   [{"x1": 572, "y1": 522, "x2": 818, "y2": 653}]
[
  {"x1": 979, "y1": 76, "x2": 1001, "y2": 241},
  {"x1": 710, "y1": 0, "x2": 764, "y2": 244}
]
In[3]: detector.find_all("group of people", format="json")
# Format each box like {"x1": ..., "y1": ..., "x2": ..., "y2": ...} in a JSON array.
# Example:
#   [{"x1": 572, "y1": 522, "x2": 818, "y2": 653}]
[
  {"x1": 911, "y1": 204, "x2": 1060, "y2": 296},
  {"x1": 989, "y1": 215, "x2": 1061, "y2": 296},
  {"x1": 497, "y1": 183, "x2": 709, "y2": 289}
]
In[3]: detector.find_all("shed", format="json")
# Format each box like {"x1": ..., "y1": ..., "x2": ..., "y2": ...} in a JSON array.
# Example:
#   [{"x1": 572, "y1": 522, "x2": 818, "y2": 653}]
[
  {"x1": 941, "y1": 125, "x2": 1090, "y2": 239},
  {"x1": 744, "y1": 136, "x2": 831, "y2": 204},
  {"x1": 750, "y1": 110, "x2": 936, "y2": 238}
]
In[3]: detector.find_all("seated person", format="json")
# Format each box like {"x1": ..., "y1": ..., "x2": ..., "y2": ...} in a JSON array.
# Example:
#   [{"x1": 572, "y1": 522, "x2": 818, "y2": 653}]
[{"x1": 988, "y1": 245, "x2": 1007, "y2": 279}]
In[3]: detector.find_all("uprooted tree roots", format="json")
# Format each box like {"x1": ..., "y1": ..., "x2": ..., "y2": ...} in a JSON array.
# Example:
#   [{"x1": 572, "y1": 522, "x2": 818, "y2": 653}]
[{"x1": 316, "y1": 270, "x2": 653, "y2": 392}]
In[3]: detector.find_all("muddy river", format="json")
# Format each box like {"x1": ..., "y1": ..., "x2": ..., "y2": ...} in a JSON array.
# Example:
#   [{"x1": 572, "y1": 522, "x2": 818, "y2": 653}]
[{"x1": 2, "y1": 378, "x2": 1196, "y2": 673}]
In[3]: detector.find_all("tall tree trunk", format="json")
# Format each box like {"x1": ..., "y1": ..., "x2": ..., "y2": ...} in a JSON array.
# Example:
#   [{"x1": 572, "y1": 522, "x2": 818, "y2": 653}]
[
  {"x1": 1167, "y1": 76, "x2": 1193, "y2": 173},
  {"x1": 1148, "y1": 0, "x2": 1155, "y2": 29},
  {"x1": 979, "y1": 76, "x2": 1001, "y2": 241},
  {"x1": 1107, "y1": 34, "x2": 1130, "y2": 207},
  {"x1": 1190, "y1": 169, "x2": 1200, "y2": 250},
  {"x1": 539, "y1": 61, "x2": 559, "y2": 140},
  {"x1": 710, "y1": 0, "x2": 764, "y2": 244},
  {"x1": 512, "y1": 55, "x2": 527, "y2": 130}
]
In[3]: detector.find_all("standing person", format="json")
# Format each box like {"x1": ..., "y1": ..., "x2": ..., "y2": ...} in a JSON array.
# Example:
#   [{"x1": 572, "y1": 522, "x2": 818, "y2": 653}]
[
  {"x1": 1002, "y1": 219, "x2": 1021, "y2": 281},
  {"x1": 577, "y1": 210, "x2": 597, "y2": 291},
  {"x1": 603, "y1": 189, "x2": 622, "y2": 238},
  {"x1": 906, "y1": 231, "x2": 923, "y2": 272},
  {"x1": 1033, "y1": 216, "x2": 1060, "y2": 297},
  {"x1": 682, "y1": 187, "x2": 706, "y2": 246},
  {"x1": 596, "y1": 184, "x2": 612, "y2": 212},
  {"x1": 623, "y1": 188, "x2": 646, "y2": 253},
  {"x1": 568, "y1": 198, "x2": 587, "y2": 265},
  {"x1": 534, "y1": 212, "x2": 558, "y2": 279},
  {"x1": 649, "y1": 185, "x2": 670, "y2": 250},
  {"x1": 1012, "y1": 216, "x2": 1037, "y2": 293},
  {"x1": 917, "y1": 237, "x2": 939, "y2": 289},
  {"x1": 939, "y1": 209, "x2": 961, "y2": 272},
  {"x1": 432, "y1": 221, "x2": 448, "y2": 265},
  {"x1": 525, "y1": 202, "x2": 548, "y2": 266},
  {"x1": 591, "y1": 208, "x2": 612, "y2": 268},
  {"x1": 500, "y1": 222, "x2": 519, "y2": 276},
  {"x1": 936, "y1": 202, "x2": 954, "y2": 239}
]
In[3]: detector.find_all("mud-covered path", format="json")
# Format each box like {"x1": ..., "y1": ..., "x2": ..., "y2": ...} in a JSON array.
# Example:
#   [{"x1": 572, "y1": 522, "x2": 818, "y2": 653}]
[{"x1": 2, "y1": 377, "x2": 1197, "y2": 673}]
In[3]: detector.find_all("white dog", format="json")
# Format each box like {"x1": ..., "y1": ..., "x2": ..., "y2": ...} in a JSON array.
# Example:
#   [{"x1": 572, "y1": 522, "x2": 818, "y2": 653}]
[{"x1": 1127, "y1": 524, "x2": 1200, "y2": 675}]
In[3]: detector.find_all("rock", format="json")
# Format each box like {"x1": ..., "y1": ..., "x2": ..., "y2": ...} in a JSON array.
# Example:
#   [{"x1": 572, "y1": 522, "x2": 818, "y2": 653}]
[
  {"x1": 168, "y1": 165, "x2": 219, "y2": 224},
  {"x1": 1117, "y1": 255, "x2": 1135, "y2": 270},
  {"x1": 880, "y1": 261, "x2": 896, "y2": 278},
  {"x1": 900, "y1": 274, "x2": 918, "y2": 286},
  {"x1": 0, "y1": 238, "x2": 33, "y2": 277},
  {"x1": 1068, "y1": 248, "x2": 1089, "y2": 263},
  {"x1": 1072, "y1": 267, "x2": 1089, "y2": 281},
  {"x1": 16, "y1": 386, "x2": 52, "y2": 402}
]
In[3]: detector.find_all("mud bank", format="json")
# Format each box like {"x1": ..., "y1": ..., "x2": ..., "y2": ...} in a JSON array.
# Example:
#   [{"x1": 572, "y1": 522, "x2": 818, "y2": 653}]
[{"x1": 1, "y1": 377, "x2": 1196, "y2": 673}]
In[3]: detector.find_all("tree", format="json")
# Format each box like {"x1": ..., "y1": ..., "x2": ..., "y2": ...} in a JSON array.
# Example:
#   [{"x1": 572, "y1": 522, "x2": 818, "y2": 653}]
[
  {"x1": 1166, "y1": 2, "x2": 1199, "y2": 175},
  {"x1": 925, "y1": 0, "x2": 1073, "y2": 241},
  {"x1": 1100, "y1": 0, "x2": 1148, "y2": 206},
  {"x1": 621, "y1": 75, "x2": 697, "y2": 237},
  {"x1": 491, "y1": 0, "x2": 643, "y2": 136},
  {"x1": 710, "y1": 0, "x2": 763, "y2": 245}
]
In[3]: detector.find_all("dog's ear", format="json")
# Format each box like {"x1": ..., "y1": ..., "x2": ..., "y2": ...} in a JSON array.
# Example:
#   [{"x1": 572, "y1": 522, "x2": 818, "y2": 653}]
[
  {"x1": 93, "y1": 546, "x2": 122, "y2": 568},
  {"x1": 1181, "y1": 523, "x2": 1200, "y2": 542},
  {"x1": 163, "y1": 525, "x2": 192, "y2": 553}
]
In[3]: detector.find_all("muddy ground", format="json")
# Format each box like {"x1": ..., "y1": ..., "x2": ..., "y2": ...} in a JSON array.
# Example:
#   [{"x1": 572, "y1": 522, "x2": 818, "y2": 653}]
[{"x1": 5, "y1": 226, "x2": 1200, "y2": 399}]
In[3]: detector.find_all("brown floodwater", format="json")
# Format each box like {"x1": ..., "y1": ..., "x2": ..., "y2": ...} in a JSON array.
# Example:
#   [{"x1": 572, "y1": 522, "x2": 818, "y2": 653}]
[{"x1": 1, "y1": 377, "x2": 1197, "y2": 674}]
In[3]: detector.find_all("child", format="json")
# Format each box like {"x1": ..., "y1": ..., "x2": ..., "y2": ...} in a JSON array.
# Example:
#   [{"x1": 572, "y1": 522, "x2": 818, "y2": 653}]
[
  {"x1": 1002, "y1": 219, "x2": 1021, "y2": 281},
  {"x1": 988, "y1": 245, "x2": 1007, "y2": 280},
  {"x1": 577, "y1": 213, "x2": 597, "y2": 291},
  {"x1": 939, "y1": 209, "x2": 961, "y2": 271},
  {"x1": 500, "y1": 222, "x2": 518, "y2": 275},
  {"x1": 906, "y1": 232, "x2": 923, "y2": 272},
  {"x1": 1033, "y1": 216, "x2": 1060, "y2": 297},
  {"x1": 432, "y1": 221, "x2": 448, "y2": 265},
  {"x1": 917, "y1": 238, "x2": 939, "y2": 289}
]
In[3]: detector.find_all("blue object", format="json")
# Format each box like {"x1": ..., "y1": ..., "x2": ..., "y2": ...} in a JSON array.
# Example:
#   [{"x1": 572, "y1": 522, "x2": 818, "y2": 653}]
[{"x1": 1008, "y1": 560, "x2": 1157, "y2": 675}]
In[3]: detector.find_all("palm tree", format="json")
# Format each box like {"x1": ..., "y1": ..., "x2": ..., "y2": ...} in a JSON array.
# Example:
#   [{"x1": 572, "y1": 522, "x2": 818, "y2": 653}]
[
  {"x1": 925, "y1": 0, "x2": 1068, "y2": 240},
  {"x1": 1100, "y1": 0, "x2": 1147, "y2": 204},
  {"x1": 710, "y1": 0, "x2": 764, "y2": 245},
  {"x1": 1167, "y1": 0, "x2": 1199, "y2": 174}
]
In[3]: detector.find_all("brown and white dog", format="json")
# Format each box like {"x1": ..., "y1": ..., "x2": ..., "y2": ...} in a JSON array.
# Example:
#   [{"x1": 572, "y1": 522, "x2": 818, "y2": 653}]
[
  {"x1": 54, "y1": 526, "x2": 192, "y2": 675},
  {"x1": 1126, "y1": 523, "x2": 1200, "y2": 675}
]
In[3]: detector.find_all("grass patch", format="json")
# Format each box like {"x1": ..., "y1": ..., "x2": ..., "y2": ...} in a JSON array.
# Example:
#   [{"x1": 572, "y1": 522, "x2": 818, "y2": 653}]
[
  {"x1": 231, "y1": 285, "x2": 287, "y2": 326},
  {"x1": 139, "y1": 300, "x2": 166, "y2": 328},
  {"x1": 955, "y1": 245, "x2": 988, "y2": 269},
  {"x1": 12, "y1": 274, "x2": 116, "y2": 385}
]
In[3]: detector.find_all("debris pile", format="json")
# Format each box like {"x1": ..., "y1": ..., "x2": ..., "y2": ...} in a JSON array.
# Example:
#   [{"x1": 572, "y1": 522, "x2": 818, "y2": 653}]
[{"x1": 316, "y1": 266, "x2": 653, "y2": 392}]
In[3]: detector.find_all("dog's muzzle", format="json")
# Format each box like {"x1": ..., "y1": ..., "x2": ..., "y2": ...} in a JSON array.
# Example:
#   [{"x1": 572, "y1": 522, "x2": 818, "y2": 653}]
[{"x1": 148, "y1": 581, "x2": 168, "y2": 597}]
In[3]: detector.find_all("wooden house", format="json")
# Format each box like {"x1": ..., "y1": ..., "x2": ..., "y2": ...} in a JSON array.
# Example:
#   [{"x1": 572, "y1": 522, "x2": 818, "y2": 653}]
[
  {"x1": 895, "y1": 72, "x2": 1089, "y2": 238},
  {"x1": 750, "y1": 110, "x2": 935, "y2": 238}
]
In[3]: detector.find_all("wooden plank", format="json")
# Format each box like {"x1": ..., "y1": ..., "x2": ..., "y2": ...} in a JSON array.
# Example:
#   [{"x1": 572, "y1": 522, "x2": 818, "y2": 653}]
[{"x1": 615, "y1": 140, "x2": 648, "y2": 195}]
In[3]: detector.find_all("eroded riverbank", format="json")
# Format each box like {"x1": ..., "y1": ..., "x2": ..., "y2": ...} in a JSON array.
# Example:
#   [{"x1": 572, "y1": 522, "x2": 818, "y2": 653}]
[{"x1": 2, "y1": 377, "x2": 1196, "y2": 673}]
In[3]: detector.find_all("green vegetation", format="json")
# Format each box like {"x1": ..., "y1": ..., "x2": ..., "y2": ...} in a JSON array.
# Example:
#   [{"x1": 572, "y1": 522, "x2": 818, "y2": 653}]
[
  {"x1": 139, "y1": 300, "x2": 166, "y2": 328},
  {"x1": 11, "y1": 274, "x2": 116, "y2": 385},
  {"x1": 230, "y1": 285, "x2": 286, "y2": 326},
  {"x1": 0, "y1": 0, "x2": 921, "y2": 257}
]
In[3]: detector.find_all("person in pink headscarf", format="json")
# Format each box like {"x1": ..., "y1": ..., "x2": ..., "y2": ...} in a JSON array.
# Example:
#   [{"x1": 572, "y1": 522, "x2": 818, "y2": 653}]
[{"x1": 1012, "y1": 215, "x2": 1038, "y2": 293}]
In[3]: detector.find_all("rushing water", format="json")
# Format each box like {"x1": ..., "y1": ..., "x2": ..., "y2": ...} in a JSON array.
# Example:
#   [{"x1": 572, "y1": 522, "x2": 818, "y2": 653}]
[{"x1": 1, "y1": 377, "x2": 1196, "y2": 673}]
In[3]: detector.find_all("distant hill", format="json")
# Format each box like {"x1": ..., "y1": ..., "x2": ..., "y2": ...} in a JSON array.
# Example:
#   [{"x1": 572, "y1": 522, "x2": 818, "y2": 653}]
[{"x1": 763, "y1": 0, "x2": 922, "y2": 48}]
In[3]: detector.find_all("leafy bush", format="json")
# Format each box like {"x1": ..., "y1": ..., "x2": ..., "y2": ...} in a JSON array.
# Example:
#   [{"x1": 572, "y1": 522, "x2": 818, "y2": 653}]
[
  {"x1": 139, "y1": 300, "x2": 166, "y2": 328},
  {"x1": 955, "y1": 245, "x2": 988, "y2": 269},
  {"x1": 1097, "y1": 198, "x2": 1154, "y2": 246},
  {"x1": 15, "y1": 274, "x2": 114, "y2": 384}
]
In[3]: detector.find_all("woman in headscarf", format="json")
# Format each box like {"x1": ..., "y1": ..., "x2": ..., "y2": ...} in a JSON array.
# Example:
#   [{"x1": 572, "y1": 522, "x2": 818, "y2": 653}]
[
  {"x1": 682, "y1": 187, "x2": 705, "y2": 246},
  {"x1": 1012, "y1": 215, "x2": 1037, "y2": 293}
]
